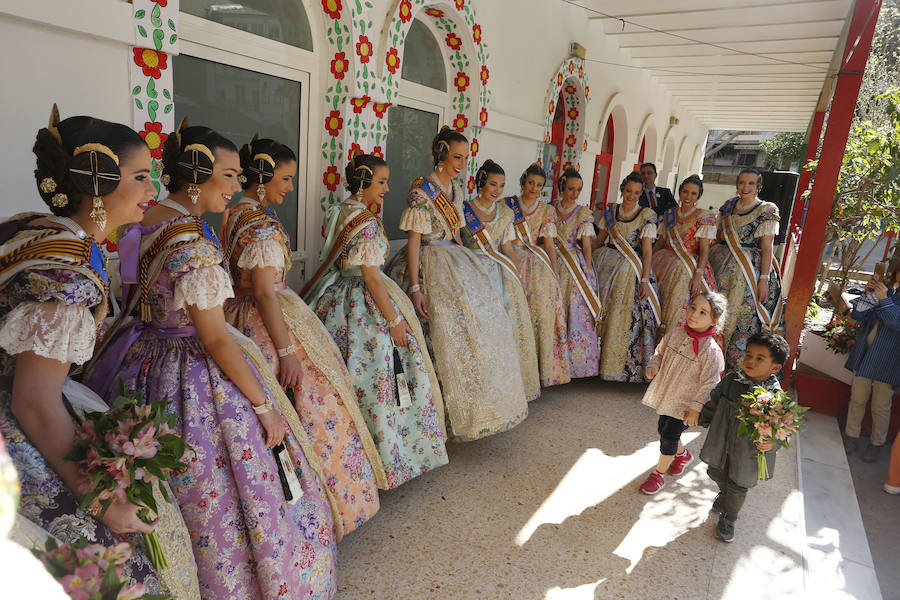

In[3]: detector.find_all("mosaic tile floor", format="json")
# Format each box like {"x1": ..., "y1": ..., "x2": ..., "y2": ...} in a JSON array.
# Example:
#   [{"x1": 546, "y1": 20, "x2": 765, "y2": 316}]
[{"x1": 336, "y1": 379, "x2": 803, "y2": 600}]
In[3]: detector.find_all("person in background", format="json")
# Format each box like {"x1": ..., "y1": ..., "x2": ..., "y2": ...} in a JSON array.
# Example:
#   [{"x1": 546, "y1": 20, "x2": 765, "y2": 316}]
[
  {"x1": 843, "y1": 259, "x2": 900, "y2": 463},
  {"x1": 639, "y1": 162, "x2": 678, "y2": 217}
]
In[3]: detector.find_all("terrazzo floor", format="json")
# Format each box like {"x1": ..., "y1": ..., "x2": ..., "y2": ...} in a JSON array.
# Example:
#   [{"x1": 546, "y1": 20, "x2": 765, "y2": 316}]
[{"x1": 336, "y1": 379, "x2": 804, "y2": 600}]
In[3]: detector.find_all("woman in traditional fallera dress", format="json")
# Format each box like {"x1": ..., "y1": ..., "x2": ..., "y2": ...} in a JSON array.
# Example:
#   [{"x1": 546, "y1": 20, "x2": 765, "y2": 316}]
[
  {"x1": 385, "y1": 126, "x2": 528, "y2": 441},
  {"x1": 708, "y1": 168, "x2": 785, "y2": 370},
  {"x1": 651, "y1": 175, "x2": 718, "y2": 335},
  {"x1": 460, "y1": 160, "x2": 540, "y2": 401},
  {"x1": 221, "y1": 137, "x2": 382, "y2": 536},
  {"x1": 503, "y1": 163, "x2": 571, "y2": 388},
  {"x1": 304, "y1": 152, "x2": 448, "y2": 488},
  {"x1": 86, "y1": 123, "x2": 336, "y2": 599},
  {"x1": 591, "y1": 171, "x2": 660, "y2": 382},
  {"x1": 0, "y1": 110, "x2": 199, "y2": 598},
  {"x1": 552, "y1": 168, "x2": 601, "y2": 379}
]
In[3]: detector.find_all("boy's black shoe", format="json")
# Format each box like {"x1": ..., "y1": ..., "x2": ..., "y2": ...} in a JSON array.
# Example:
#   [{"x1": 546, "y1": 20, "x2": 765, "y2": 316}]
[{"x1": 715, "y1": 515, "x2": 735, "y2": 543}]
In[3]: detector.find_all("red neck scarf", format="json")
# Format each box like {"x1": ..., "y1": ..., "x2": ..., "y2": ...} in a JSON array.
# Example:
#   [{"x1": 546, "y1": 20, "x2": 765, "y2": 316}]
[{"x1": 685, "y1": 324, "x2": 716, "y2": 355}]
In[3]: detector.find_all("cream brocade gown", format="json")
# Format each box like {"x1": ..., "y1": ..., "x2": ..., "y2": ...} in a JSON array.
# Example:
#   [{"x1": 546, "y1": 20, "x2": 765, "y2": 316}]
[
  {"x1": 385, "y1": 174, "x2": 528, "y2": 441},
  {"x1": 459, "y1": 201, "x2": 541, "y2": 402}
]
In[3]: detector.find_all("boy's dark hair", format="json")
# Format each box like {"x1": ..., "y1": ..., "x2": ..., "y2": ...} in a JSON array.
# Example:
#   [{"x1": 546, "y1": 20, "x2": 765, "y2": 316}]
[{"x1": 746, "y1": 332, "x2": 789, "y2": 365}]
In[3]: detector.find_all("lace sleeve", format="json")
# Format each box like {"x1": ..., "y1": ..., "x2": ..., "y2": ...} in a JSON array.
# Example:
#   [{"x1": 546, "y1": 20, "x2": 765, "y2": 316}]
[
  {"x1": 173, "y1": 264, "x2": 235, "y2": 311},
  {"x1": 500, "y1": 223, "x2": 516, "y2": 245},
  {"x1": 237, "y1": 238, "x2": 286, "y2": 271},
  {"x1": 576, "y1": 221, "x2": 595, "y2": 240},
  {"x1": 538, "y1": 221, "x2": 557, "y2": 239},
  {"x1": 398, "y1": 207, "x2": 433, "y2": 234},
  {"x1": 0, "y1": 301, "x2": 96, "y2": 364},
  {"x1": 641, "y1": 222, "x2": 658, "y2": 239},
  {"x1": 754, "y1": 219, "x2": 780, "y2": 239},
  {"x1": 346, "y1": 222, "x2": 385, "y2": 267}
]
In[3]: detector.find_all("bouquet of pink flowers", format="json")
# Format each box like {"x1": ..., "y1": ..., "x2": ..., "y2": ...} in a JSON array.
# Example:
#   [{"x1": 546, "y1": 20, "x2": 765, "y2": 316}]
[
  {"x1": 822, "y1": 317, "x2": 859, "y2": 354},
  {"x1": 732, "y1": 385, "x2": 808, "y2": 480},
  {"x1": 34, "y1": 537, "x2": 168, "y2": 599},
  {"x1": 67, "y1": 393, "x2": 193, "y2": 572}
]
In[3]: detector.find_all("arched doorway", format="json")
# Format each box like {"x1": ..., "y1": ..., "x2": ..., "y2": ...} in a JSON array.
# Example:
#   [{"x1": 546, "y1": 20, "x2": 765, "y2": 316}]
[{"x1": 590, "y1": 115, "x2": 614, "y2": 209}]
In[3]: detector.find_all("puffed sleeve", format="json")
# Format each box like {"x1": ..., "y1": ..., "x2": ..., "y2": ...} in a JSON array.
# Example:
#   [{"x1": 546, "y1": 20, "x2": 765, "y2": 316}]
[
  {"x1": 166, "y1": 243, "x2": 234, "y2": 311},
  {"x1": 398, "y1": 187, "x2": 433, "y2": 234},
  {"x1": 499, "y1": 223, "x2": 516, "y2": 245},
  {"x1": 538, "y1": 221, "x2": 558, "y2": 239},
  {"x1": 346, "y1": 221, "x2": 385, "y2": 268},
  {"x1": 0, "y1": 269, "x2": 102, "y2": 364},
  {"x1": 641, "y1": 212, "x2": 658, "y2": 239},
  {"x1": 576, "y1": 209, "x2": 595, "y2": 239},
  {"x1": 754, "y1": 203, "x2": 780, "y2": 238},
  {"x1": 695, "y1": 211, "x2": 717, "y2": 240},
  {"x1": 236, "y1": 221, "x2": 287, "y2": 271}
]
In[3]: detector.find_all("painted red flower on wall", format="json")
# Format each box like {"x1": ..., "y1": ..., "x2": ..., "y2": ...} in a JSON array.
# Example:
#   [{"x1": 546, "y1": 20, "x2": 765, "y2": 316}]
[
  {"x1": 454, "y1": 71, "x2": 470, "y2": 92},
  {"x1": 565, "y1": 84, "x2": 577, "y2": 96},
  {"x1": 453, "y1": 113, "x2": 468, "y2": 132},
  {"x1": 372, "y1": 146, "x2": 384, "y2": 158},
  {"x1": 545, "y1": 132, "x2": 551, "y2": 143},
  {"x1": 347, "y1": 143, "x2": 362, "y2": 161},
  {"x1": 467, "y1": 176, "x2": 476, "y2": 193},
  {"x1": 324, "y1": 110, "x2": 344, "y2": 136},
  {"x1": 480, "y1": 65, "x2": 489, "y2": 85},
  {"x1": 567, "y1": 106, "x2": 579, "y2": 120},
  {"x1": 578, "y1": 65, "x2": 584, "y2": 78},
  {"x1": 150, "y1": 0, "x2": 167, "y2": 5},
  {"x1": 445, "y1": 33, "x2": 462, "y2": 51},
  {"x1": 133, "y1": 48, "x2": 167, "y2": 79},
  {"x1": 472, "y1": 24, "x2": 482, "y2": 45},
  {"x1": 584, "y1": 85, "x2": 590, "y2": 99},
  {"x1": 562, "y1": 161, "x2": 573, "y2": 171},
  {"x1": 323, "y1": 166, "x2": 341, "y2": 191},
  {"x1": 356, "y1": 35, "x2": 373, "y2": 63},
  {"x1": 455, "y1": 0, "x2": 466, "y2": 10},
  {"x1": 470, "y1": 138, "x2": 479, "y2": 157},
  {"x1": 139, "y1": 122, "x2": 168, "y2": 159},
  {"x1": 583, "y1": 139, "x2": 589, "y2": 151},
  {"x1": 385, "y1": 47, "x2": 400, "y2": 74},
  {"x1": 565, "y1": 134, "x2": 577, "y2": 147},
  {"x1": 330, "y1": 51, "x2": 349, "y2": 80},
  {"x1": 556, "y1": 73, "x2": 563, "y2": 86},
  {"x1": 399, "y1": 0, "x2": 413, "y2": 23},
  {"x1": 322, "y1": 0, "x2": 342, "y2": 19},
  {"x1": 548, "y1": 100, "x2": 555, "y2": 115},
  {"x1": 568, "y1": 62, "x2": 575, "y2": 74},
  {"x1": 479, "y1": 107, "x2": 488, "y2": 126},
  {"x1": 350, "y1": 96, "x2": 371, "y2": 113},
  {"x1": 424, "y1": 7, "x2": 444, "y2": 17},
  {"x1": 373, "y1": 102, "x2": 392, "y2": 118},
  {"x1": 536, "y1": 157, "x2": 543, "y2": 166}
]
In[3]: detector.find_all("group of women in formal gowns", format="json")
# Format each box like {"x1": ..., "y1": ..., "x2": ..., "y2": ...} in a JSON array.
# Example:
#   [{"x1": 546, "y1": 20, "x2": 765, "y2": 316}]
[{"x1": 0, "y1": 109, "x2": 786, "y2": 599}]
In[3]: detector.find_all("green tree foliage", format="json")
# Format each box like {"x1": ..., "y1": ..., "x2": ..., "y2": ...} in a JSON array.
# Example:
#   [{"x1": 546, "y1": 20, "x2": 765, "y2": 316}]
[{"x1": 759, "y1": 132, "x2": 806, "y2": 169}]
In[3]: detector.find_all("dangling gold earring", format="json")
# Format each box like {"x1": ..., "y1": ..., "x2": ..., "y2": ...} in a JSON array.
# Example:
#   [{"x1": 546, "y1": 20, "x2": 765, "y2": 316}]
[
  {"x1": 187, "y1": 183, "x2": 201, "y2": 205},
  {"x1": 256, "y1": 184, "x2": 266, "y2": 202},
  {"x1": 90, "y1": 197, "x2": 108, "y2": 231},
  {"x1": 437, "y1": 163, "x2": 444, "y2": 173}
]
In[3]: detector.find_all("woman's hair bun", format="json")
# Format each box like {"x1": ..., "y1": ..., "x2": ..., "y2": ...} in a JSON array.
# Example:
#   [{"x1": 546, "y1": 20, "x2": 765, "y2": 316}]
[
  {"x1": 475, "y1": 159, "x2": 504, "y2": 191},
  {"x1": 160, "y1": 122, "x2": 238, "y2": 193},
  {"x1": 557, "y1": 167, "x2": 582, "y2": 193},
  {"x1": 345, "y1": 152, "x2": 387, "y2": 194},
  {"x1": 430, "y1": 125, "x2": 469, "y2": 167},
  {"x1": 519, "y1": 162, "x2": 546, "y2": 188},
  {"x1": 238, "y1": 135, "x2": 297, "y2": 190}
]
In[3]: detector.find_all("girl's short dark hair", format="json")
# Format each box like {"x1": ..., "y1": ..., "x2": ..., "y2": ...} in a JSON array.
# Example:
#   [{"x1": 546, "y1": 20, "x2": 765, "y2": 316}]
[
  {"x1": 33, "y1": 115, "x2": 147, "y2": 217},
  {"x1": 238, "y1": 137, "x2": 296, "y2": 190},
  {"x1": 737, "y1": 167, "x2": 763, "y2": 190},
  {"x1": 746, "y1": 331, "x2": 790, "y2": 365},
  {"x1": 678, "y1": 174, "x2": 704, "y2": 198},
  {"x1": 619, "y1": 170, "x2": 644, "y2": 193},
  {"x1": 160, "y1": 124, "x2": 238, "y2": 193},
  {"x1": 556, "y1": 168, "x2": 582, "y2": 193},
  {"x1": 431, "y1": 125, "x2": 468, "y2": 167},
  {"x1": 345, "y1": 151, "x2": 387, "y2": 194},
  {"x1": 519, "y1": 163, "x2": 546, "y2": 188},
  {"x1": 475, "y1": 159, "x2": 504, "y2": 190}
]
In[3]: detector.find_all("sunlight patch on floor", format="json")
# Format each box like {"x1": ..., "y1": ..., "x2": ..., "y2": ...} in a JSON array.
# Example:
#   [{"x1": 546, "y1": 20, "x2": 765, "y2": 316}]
[
  {"x1": 515, "y1": 433, "x2": 700, "y2": 547},
  {"x1": 543, "y1": 579, "x2": 606, "y2": 600}
]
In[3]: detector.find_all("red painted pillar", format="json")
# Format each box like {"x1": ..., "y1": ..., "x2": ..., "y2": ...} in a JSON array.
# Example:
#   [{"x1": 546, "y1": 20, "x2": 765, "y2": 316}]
[
  {"x1": 784, "y1": 0, "x2": 882, "y2": 384},
  {"x1": 788, "y1": 110, "x2": 826, "y2": 233}
]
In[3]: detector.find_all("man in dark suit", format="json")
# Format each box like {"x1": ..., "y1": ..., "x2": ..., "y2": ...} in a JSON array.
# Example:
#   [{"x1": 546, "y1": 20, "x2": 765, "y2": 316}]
[{"x1": 638, "y1": 162, "x2": 677, "y2": 216}]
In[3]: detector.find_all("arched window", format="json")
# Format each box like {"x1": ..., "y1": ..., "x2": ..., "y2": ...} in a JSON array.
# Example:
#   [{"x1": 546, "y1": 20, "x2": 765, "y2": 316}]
[
  {"x1": 383, "y1": 17, "x2": 450, "y2": 241},
  {"x1": 173, "y1": 1, "x2": 319, "y2": 283}
]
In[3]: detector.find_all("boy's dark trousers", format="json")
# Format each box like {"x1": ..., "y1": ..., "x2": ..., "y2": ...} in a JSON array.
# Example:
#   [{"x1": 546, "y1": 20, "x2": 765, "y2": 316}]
[{"x1": 706, "y1": 456, "x2": 748, "y2": 522}]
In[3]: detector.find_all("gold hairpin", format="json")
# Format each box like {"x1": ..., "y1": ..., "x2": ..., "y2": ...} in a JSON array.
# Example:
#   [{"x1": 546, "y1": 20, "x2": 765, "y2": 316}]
[
  {"x1": 73, "y1": 143, "x2": 120, "y2": 165},
  {"x1": 438, "y1": 140, "x2": 450, "y2": 151},
  {"x1": 356, "y1": 164, "x2": 373, "y2": 176},
  {"x1": 253, "y1": 153, "x2": 276, "y2": 168},
  {"x1": 184, "y1": 143, "x2": 215, "y2": 164}
]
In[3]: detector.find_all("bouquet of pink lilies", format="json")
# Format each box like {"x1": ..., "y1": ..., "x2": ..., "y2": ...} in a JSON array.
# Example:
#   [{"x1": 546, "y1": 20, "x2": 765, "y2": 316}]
[
  {"x1": 732, "y1": 386, "x2": 808, "y2": 480},
  {"x1": 67, "y1": 392, "x2": 193, "y2": 572}
]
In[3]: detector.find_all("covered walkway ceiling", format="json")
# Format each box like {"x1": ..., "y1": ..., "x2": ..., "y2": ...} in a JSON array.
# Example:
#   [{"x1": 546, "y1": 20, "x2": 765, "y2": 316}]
[{"x1": 587, "y1": 0, "x2": 856, "y2": 131}]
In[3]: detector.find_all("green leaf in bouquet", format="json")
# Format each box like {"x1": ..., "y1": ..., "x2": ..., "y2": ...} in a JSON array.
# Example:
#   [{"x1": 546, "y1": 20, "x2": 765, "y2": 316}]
[{"x1": 100, "y1": 564, "x2": 123, "y2": 597}]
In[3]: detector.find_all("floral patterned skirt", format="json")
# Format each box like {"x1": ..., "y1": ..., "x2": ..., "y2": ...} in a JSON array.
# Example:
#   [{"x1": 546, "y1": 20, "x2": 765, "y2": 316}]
[
  {"x1": 593, "y1": 247, "x2": 658, "y2": 382},
  {"x1": 108, "y1": 333, "x2": 336, "y2": 600},
  {"x1": 652, "y1": 248, "x2": 717, "y2": 335},
  {"x1": 553, "y1": 246, "x2": 600, "y2": 379},
  {"x1": 224, "y1": 293, "x2": 380, "y2": 535},
  {"x1": 312, "y1": 272, "x2": 448, "y2": 488}
]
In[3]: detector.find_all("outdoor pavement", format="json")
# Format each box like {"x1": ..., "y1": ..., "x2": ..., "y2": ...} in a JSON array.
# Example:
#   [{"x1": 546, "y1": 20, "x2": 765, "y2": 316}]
[{"x1": 335, "y1": 379, "x2": 806, "y2": 599}]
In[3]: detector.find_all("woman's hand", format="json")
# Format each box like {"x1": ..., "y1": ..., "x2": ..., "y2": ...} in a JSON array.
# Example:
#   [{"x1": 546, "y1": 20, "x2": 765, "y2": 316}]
[
  {"x1": 411, "y1": 290, "x2": 428, "y2": 318},
  {"x1": 690, "y1": 271, "x2": 704, "y2": 296},
  {"x1": 100, "y1": 500, "x2": 158, "y2": 535},
  {"x1": 639, "y1": 281, "x2": 652, "y2": 301},
  {"x1": 256, "y1": 409, "x2": 285, "y2": 448},
  {"x1": 390, "y1": 319, "x2": 413, "y2": 348},
  {"x1": 757, "y1": 278, "x2": 769, "y2": 303},
  {"x1": 755, "y1": 438, "x2": 773, "y2": 452},
  {"x1": 872, "y1": 281, "x2": 888, "y2": 300},
  {"x1": 278, "y1": 354, "x2": 303, "y2": 390}
]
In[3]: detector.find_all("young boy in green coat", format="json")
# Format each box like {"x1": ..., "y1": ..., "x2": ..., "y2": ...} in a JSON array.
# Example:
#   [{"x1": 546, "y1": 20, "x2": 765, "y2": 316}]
[{"x1": 699, "y1": 332, "x2": 791, "y2": 543}]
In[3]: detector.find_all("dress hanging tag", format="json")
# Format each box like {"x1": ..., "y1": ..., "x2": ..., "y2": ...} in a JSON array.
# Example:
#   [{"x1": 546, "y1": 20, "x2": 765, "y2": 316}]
[
  {"x1": 393, "y1": 347, "x2": 412, "y2": 409},
  {"x1": 272, "y1": 442, "x2": 303, "y2": 503}
]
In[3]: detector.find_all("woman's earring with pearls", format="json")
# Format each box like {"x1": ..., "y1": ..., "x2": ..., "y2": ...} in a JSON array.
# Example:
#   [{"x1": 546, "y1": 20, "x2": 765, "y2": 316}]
[
  {"x1": 187, "y1": 183, "x2": 201, "y2": 205},
  {"x1": 90, "y1": 197, "x2": 108, "y2": 231}
]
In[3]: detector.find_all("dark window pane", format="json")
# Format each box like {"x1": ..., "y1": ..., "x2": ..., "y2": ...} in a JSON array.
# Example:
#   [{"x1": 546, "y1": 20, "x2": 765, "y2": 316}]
[
  {"x1": 182, "y1": 0, "x2": 313, "y2": 51},
  {"x1": 173, "y1": 54, "x2": 301, "y2": 249},
  {"x1": 383, "y1": 105, "x2": 440, "y2": 240},
  {"x1": 401, "y1": 19, "x2": 447, "y2": 91}
]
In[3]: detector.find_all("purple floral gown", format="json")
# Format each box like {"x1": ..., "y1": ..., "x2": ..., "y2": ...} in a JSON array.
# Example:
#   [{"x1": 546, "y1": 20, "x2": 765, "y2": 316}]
[{"x1": 92, "y1": 215, "x2": 336, "y2": 599}]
